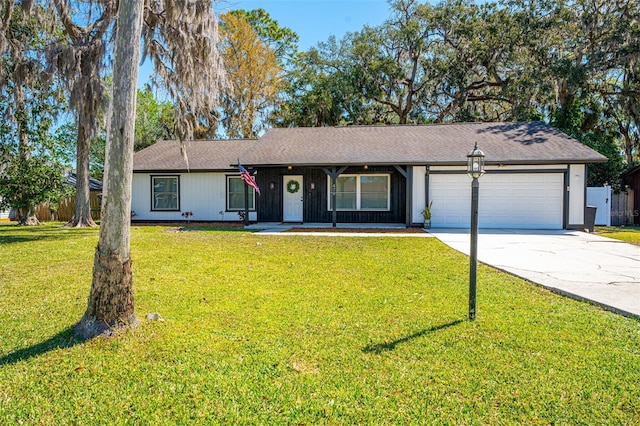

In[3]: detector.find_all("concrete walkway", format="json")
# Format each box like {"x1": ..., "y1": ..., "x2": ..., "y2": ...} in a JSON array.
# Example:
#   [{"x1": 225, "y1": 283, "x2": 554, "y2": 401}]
[
  {"x1": 429, "y1": 229, "x2": 640, "y2": 318},
  {"x1": 246, "y1": 222, "x2": 434, "y2": 237}
]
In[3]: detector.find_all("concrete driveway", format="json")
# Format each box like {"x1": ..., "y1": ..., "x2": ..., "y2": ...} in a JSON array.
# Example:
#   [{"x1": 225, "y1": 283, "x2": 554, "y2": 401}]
[{"x1": 429, "y1": 229, "x2": 640, "y2": 318}]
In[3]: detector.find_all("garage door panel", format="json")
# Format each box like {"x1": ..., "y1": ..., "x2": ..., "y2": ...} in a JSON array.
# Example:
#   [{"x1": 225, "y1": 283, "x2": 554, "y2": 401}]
[{"x1": 429, "y1": 173, "x2": 564, "y2": 229}]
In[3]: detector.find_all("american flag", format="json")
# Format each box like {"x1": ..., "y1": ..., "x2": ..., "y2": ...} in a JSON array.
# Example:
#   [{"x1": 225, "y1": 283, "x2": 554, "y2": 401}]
[{"x1": 238, "y1": 163, "x2": 261, "y2": 195}]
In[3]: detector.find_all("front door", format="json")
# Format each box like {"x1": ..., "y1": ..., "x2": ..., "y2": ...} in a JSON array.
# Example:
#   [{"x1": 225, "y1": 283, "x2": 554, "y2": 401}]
[{"x1": 283, "y1": 175, "x2": 303, "y2": 222}]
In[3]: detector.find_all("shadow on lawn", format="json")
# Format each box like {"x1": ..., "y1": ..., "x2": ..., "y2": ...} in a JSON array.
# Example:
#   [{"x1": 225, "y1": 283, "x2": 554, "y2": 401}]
[
  {"x1": 362, "y1": 319, "x2": 464, "y2": 354},
  {"x1": 0, "y1": 326, "x2": 82, "y2": 367},
  {"x1": 0, "y1": 224, "x2": 98, "y2": 245}
]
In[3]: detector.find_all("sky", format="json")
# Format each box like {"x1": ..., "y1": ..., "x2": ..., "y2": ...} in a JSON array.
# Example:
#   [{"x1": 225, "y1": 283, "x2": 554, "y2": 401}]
[
  {"x1": 218, "y1": 0, "x2": 392, "y2": 50},
  {"x1": 138, "y1": 0, "x2": 392, "y2": 86}
]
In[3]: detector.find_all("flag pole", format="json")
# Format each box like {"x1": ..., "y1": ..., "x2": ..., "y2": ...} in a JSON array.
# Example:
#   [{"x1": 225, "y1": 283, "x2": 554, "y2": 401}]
[
  {"x1": 237, "y1": 161, "x2": 260, "y2": 227},
  {"x1": 243, "y1": 178, "x2": 249, "y2": 227},
  {"x1": 239, "y1": 160, "x2": 249, "y2": 226}
]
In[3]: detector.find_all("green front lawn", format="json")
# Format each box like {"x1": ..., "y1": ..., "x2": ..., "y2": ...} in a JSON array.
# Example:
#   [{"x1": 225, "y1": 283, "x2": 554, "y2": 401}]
[
  {"x1": 1, "y1": 223, "x2": 638, "y2": 424},
  {"x1": 595, "y1": 225, "x2": 640, "y2": 246}
]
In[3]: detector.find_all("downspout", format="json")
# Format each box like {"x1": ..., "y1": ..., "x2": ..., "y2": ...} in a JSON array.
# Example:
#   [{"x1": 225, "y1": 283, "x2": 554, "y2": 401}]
[
  {"x1": 583, "y1": 164, "x2": 589, "y2": 229},
  {"x1": 563, "y1": 167, "x2": 569, "y2": 229}
]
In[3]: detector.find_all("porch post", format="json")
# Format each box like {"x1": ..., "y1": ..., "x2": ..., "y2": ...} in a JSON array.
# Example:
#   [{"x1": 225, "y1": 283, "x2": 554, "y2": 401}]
[
  {"x1": 393, "y1": 165, "x2": 411, "y2": 227},
  {"x1": 322, "y1": 166, "x2": 347, "y2": 228}
]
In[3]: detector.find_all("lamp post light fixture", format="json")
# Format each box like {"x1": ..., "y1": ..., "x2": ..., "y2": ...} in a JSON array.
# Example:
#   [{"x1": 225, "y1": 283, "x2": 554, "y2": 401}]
[{"x1": 467, "y1": 142, "x2": 485, "y2": 321}]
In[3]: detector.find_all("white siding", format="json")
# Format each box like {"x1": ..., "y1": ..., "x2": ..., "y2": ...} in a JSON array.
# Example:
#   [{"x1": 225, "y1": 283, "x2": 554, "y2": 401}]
[
  {"x1": 412, "y1": 166, "x2": 426, "y2": 224},
  {"x1": 0, "y1": 197, "x2": 9, "y2": 221},
  {"x1": 131, "y1": 172, "x2": 257, "y2": 222},
  {"x1": 568, "y1": 164, "x2": 586, "y2": 227}
]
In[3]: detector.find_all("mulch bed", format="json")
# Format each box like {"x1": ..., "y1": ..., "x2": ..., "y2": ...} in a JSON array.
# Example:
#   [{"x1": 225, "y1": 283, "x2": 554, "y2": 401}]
[{"x1": 133, "y1": 221, "x2": 244, "y2": 229}]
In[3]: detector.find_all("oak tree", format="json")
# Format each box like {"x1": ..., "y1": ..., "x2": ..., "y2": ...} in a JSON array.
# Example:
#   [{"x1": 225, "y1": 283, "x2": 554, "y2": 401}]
[
  {"x1": 48, "y1": 0, "x2": 115, "y2": 227},
  {"x1": 0, "y1": 2, "x2": 66, "y2": 225}
]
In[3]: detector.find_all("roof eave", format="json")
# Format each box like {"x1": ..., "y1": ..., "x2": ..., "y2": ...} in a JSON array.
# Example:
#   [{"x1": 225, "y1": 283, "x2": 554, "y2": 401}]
[
  {"x1": 133, "y1": 168, "x2": 241, "y2": 173},
  {"x1": 241, "y1": 158, "x2": 609, "y2": 168}
]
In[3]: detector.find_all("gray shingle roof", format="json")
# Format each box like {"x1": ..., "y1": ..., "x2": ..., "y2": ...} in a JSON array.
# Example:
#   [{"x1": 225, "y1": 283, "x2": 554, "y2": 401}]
[
  {"x1": 133, "y1": 122, "x2": 607, "y2": 171},
  {"x1": 243, "y1": 122, "x2": 607, "y2": 166},
  {"x1": 133, "y1": 139, "x2": 255, "y2": 171},
  {"x1": 65, "y1": 172, "x2": 103, "y2": 191}
]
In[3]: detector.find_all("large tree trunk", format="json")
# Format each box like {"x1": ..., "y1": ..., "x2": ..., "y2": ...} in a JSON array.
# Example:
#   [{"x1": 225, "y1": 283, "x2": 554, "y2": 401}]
[
  {"x1": 18, "y1": 205, "x2": 40, "y2": 226},
  {"x1": 74, "y1": 0, "x2": 144, "y2": 340},
  {"x1": 67, "y1": 125, "x2": 97, "y2": 227},
  {"x1": 15, "y1": 84, "x2": 40, "y2": 226}
]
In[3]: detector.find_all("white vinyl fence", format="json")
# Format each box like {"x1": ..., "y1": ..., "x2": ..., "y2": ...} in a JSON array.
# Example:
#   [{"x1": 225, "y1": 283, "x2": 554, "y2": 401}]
[{"x1": 586, "y1": 186, "x2": 611, "y2": 226}]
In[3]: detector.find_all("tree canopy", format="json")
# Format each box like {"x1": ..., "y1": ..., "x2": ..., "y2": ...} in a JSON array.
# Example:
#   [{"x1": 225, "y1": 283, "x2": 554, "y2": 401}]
[
  {"x1": 0, "y1": 3, "x2": 69, "y2": 224},
  {"x1": 271, "y1": 0, "x2": 639, "y2": 177},
  {"x1": 218, "y1": 11, "x2": 283, "y2": 139},
  {"x1": 2, "y1": 0, "x2": 638, "y2": 196},
  {"x1": 134, "y1": 85, "x2": 176, "y2": 151}
]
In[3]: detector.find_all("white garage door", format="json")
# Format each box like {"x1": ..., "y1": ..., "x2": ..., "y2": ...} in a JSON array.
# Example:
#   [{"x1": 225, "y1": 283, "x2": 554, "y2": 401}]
[{"x1": 429, "y1": 173, "x2": 564, "y2": 229}]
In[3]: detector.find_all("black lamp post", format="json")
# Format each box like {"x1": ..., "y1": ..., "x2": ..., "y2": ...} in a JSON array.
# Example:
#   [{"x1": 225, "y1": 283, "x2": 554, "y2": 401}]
[{"x1": 467, "y1": 142, "x2": 485, "y2": 321}]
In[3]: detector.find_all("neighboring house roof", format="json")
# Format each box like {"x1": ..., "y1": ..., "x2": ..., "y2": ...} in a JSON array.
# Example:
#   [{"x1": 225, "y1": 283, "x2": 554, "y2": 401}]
[
  {"x1": 65, "y1": 172, "x2": 103, "y2": 191},
  {"x1": 624, "y1": 164, "x2": 640, "y2": 178},
  {"x1": 133, "y1": 122, "x2": 607, "y2": 171},
  {"x1": 133, "y1": 139, "x2": 255, "y2": 172}
]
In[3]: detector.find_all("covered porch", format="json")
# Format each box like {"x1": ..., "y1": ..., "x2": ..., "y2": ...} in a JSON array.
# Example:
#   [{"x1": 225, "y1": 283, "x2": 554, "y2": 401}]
[{"x1": 253, "y1": 165, "x2": 414, "y2": 227}]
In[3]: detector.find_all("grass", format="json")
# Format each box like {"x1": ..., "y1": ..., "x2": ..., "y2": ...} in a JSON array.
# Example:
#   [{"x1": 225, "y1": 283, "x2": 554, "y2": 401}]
[
  {"x1": 595, "y1": 225, "x2": 640, "y2": 246},
  {"x1": 1, "y1": 223, "x2": 639, "y2": 424}
]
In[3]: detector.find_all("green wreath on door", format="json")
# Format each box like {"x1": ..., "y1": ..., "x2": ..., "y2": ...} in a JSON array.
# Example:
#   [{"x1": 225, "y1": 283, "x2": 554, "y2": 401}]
[{"x1": 286, "y1": 179, "x2": 300, "y2": 194}]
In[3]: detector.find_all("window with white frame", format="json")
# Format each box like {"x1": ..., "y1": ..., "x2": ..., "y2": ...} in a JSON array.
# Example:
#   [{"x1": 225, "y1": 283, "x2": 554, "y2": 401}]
[
  {"x1": 227, "y1": 176, "x2": 256, "y2": 211},
  {"x1": 151, "y1": 176, "x2": 180, "y2": 211},
  {"x1": 328, "y1": 174, "x2": 390, "y2": 211}
]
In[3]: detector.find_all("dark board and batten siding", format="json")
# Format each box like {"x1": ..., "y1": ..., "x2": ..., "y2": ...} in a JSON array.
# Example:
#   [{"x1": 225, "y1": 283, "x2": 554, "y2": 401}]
[{"x1": 256, "y1": 166, "x2": 406, "y2": 224}]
